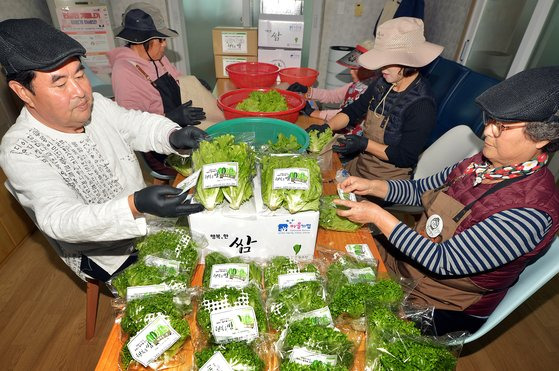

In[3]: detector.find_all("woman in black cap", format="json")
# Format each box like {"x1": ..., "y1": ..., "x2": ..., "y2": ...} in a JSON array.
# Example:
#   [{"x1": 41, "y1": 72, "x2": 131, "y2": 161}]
[
  {"x1": 335, "y1": 66, "x2": 559, "y2": 335},
  {"x1": 108, "y1": 2, "x2": 206, "y2": 177}
]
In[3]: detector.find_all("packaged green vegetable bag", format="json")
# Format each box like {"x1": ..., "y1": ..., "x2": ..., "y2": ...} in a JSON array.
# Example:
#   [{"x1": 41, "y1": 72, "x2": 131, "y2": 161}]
[
  {"x1": 263, "y1": 256, "x2": 320, "y2": 290},
  {"x1": 202, "y1": 251, "x2": 263, "y2": 289},
  {"x1": 194, "y1": 340, "x2": 267, "y2": 370},
  {"x1": 319, "y1": 195, "x2": 363, "y2": 232},
  {"x1": 277, "y1": 318, "x2": 356, "y2": 370},
  {"x1": 365, "y1": 303, "x2": 466, "y2": 371},
  {"x1": 119, "y1": 291, "x2": 194, "y2": 370},
  {"x1": 110, "y1": 227, "x2": 200, "y2": 299},
  {"x1": 193, "y1": 134, "x2": 256, "y2": 210},
  {"x1": 260, "y1": 154, "x2": 322, "y2": 214},
  {"x1": 196, "y1": 285, "x2": 268, "y2": 344}
]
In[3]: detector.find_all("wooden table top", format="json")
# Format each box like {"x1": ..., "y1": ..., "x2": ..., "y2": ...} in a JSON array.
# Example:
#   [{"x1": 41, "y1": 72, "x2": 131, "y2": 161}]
[{"x1": 95, "y1": 102, "x2": 385, "y2": 371}]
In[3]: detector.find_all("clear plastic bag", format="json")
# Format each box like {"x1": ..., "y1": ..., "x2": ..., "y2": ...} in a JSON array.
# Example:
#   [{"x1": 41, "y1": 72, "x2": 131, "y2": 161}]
[
  {"x1": 260, "y1": 154, "x2": 323, "y2": 214},
  {"x1": 196, "y1": 285, "x2": 268, "y2": 344},
  {"x1": 275, "y1": 318, "x2": 358, "y2": 370},
  {"x1": 202, "y1": 251, "x2": 263, "y2": 289},
  {"x1": 109, "y1": 226, "x2": 201, "y2": 299},
  {"x1": 365, "y1": 303, "x2": 466, "y2": 371},
  {"x1": 192, "y1": 133, "x2": 257, "y2": 211},
  {"x1": 117, "y1": 290, "x2": 196, "y2": 370},
  {"x1": 193, "y1": 337, "x2": 272, "y2": 371}
]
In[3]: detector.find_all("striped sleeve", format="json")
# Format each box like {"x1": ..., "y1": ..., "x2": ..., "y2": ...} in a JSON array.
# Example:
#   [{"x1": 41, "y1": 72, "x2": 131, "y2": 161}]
[
  {"x1": 388, "y1": 208, "x2": 552, "y2": 275},
  {"x1": 385, "y1": 165, "x2": 456, "y2": 205}
]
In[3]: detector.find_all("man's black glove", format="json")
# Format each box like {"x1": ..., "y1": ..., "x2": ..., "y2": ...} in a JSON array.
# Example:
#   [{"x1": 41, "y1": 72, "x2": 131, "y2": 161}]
[
  {"x1": 301, "y1": 102, "x2": 315, "y2": 116},
  {"x1": 134, "y1": 185, "x2": 204, "y2": 217},
  {"x1": 166, "y1": 100, "x2": 206, "y2": 127},
  {"x1": 287, "y1": 82, "x2": 308, "y2": 94},
  {"x1": 332, "y1": 135, "x2": 368, "y2": 155},
  {"x1": 169, "y1": 126, "x2": 210, "y2": 150},
  {"x1": 305, "y1": 123, "x2": 330, "y2": 133}
]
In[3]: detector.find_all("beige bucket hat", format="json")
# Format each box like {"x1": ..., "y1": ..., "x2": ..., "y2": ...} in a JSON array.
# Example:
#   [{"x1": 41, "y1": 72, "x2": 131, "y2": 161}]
[{"x1": 358, "y1": 17, "x2": 443, "y2": 70}]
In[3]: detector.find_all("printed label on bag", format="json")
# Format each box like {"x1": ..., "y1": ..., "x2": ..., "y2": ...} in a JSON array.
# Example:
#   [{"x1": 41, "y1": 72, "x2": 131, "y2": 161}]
[
  {"x1": 199, "y1": 351, "x2": 234, "y2": 371},
  {"x1": 343, "y1": 267, "x2": 376, "y2": 283},
  {"x1": 144, "y1": 255, "x2": 181, "y2": 272},
  {"x1": 210, "y1": 306, "x2": 258, "y2": 343},
  {"x1": 289, "y1": 346, "x2": 337, "y2": 366},
  {"x1": 277, "y1": 272, "x2": 317, "y2": 289},
  {"x1": 272, "y1": 168, "x2": 310, "y2": 190},
  {"x1": 337, "y1": 187, "x2": 357, "y2": 201},
  {"x1": 291, "y1": 306, "x2": 333, "y2": 327},
  {"x1": 127, "y1": 315, "x2": 180, "y2": 367},
  {"x1": 221, "y1": 32, "x2": 248, "y2": 53},
  {"x1": 345, "y1": 244, "x2": 375, "y2": 262},
  {"x1": 202, "y1": 162, "x2": 238, "y2": 188},
  {"x1": 177, "y1": 169, "x2": 201, "y2": 195},
  {"x1": 126, "y1": 283, "x2": 171, "y2": 301},
  {"x1": 209, "y1": 263, "x2": 250, "y2": 288}
]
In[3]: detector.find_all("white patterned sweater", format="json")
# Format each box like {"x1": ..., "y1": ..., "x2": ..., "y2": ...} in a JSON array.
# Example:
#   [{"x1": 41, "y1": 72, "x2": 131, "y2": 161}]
[{"x1": 0, "y1": 93, "x2": 179, "y2": 279}]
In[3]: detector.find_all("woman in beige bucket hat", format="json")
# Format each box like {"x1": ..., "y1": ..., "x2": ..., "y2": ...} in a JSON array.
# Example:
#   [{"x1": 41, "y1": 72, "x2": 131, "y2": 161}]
[{"x1": 307, "y1": 17, "x2": 443, "y2": 183}]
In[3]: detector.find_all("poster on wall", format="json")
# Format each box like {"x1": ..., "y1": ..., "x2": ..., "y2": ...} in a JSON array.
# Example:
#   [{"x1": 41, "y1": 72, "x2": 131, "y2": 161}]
[{"x1": 55, "y1": 5, "x2": 115, "y2": 83}]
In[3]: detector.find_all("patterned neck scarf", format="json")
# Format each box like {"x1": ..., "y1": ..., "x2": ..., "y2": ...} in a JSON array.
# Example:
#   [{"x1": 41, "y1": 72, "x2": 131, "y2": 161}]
[{"x1": 465, "y1": 153, "x2": 549, "y2": 186}]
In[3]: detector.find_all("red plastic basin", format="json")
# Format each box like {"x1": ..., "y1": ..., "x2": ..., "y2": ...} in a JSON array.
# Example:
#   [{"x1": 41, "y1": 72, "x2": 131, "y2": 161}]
[
  {"x1": 226, "y1": 62, "x2": 280, "y2": 88},
  {"x1": 279, "y1": 67, "x2": 319, "y2": 87},
  {"x1": 217, "y1": 88, "x2": 305, "y2": 123}
]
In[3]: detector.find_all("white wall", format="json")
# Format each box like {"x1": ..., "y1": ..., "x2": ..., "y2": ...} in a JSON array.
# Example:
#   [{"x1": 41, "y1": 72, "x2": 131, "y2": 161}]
[{"x1": 0, "y1": 0, "x2": 51, "y2": 23}]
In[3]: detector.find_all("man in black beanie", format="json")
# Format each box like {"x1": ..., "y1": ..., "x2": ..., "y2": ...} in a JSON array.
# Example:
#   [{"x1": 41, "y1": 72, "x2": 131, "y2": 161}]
[{"x1": 0, "y1": 18, "x2": 207, "y2": 282}]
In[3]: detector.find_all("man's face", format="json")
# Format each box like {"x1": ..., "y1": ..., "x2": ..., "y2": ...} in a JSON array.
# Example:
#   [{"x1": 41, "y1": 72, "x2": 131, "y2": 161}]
[{"x1": 24, "y1": 58, "x2": 93, "y2": 133}]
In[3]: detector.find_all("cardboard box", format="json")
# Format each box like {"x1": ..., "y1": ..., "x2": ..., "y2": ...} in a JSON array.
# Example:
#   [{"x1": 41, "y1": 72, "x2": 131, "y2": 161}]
[
  {"x1": 258, "y1": 47, "x2": 301, "y2": 69},
  {"x1": 188, "y1": 173, "x2": 318, "y2": 260},
  {"x1": 258, "y1": 14, "x2": 304, "y2": 49},
  {"x1": 212, "y1": 27, "x2": 258, "y2": 55},
  {"x1": 214, "y1": 55, "x2": 258, "y2": 78}
]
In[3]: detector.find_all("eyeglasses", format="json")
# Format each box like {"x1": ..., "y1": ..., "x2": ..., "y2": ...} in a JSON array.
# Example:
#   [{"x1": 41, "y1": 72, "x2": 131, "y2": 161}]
[{"x1": 483, "y1": 115, "x2": 526, "y2": 138}]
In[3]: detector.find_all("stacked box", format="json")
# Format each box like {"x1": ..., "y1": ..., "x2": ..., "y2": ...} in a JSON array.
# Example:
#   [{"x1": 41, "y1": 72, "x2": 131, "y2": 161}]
[
  {"x1": 258, "y1": 14, "x2": 304, "y2": 69},
  {"x1": 212, "y1": 27, "x2": 258, "y2": 78}
]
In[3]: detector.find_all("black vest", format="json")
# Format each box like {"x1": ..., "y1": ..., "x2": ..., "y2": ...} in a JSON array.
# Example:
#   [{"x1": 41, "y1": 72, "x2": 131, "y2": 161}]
[{"x1": 368, "y1": 76, "x2": 434, "y2": 146}]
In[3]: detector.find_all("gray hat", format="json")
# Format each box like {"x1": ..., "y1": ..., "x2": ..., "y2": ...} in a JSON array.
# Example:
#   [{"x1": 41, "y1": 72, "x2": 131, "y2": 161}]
[
  {"x1": 476, "y1": 66, "x2": 559, "y2": 123},
  {"x1": 0, "y1": 18, "x2": 85, "y2": 75},
  {"x1": 115, "y1": 2, "x2": 178, "y2": 43}
]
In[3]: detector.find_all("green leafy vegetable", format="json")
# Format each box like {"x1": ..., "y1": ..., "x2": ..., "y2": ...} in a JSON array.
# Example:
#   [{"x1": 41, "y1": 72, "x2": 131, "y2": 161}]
[
  {"x1": 197, "y1": 285, "x2": 267, "y2": 337},
  {"x1": 120, "y1": 292, "x2": 191, "y2": 369},
  {"x1": 267, "y1": 280, "x2": 327, "y2": 330},
  {"x1": 263, "y1": 256, "x2": 319, "y2": 289},
  {"x1": 236, "y1": 90, "x2": 288, "y2": 112},
  {"x1": 267, "y1": 133, "x2": 302, "y2": 154},
  {"x1": 195, "y1": 341, "x2": 265, "y2": 370},
  {"x1": 281, "y1": 361, "x2": 348, "y2": 371},
  {"x1": 326, "y1": 256, "x2": 375, "y2": 296},
  {"x1": 202, "y1": 251, "x2": 262, "y2": 288},
  {"x1": 261, "y1": 155, "x2": 322, "y2": 213},
  {"x1": 282, "y1": 318, "x2": 354, "y2": 369},
  {"x1": 165, "y1": 153, "x2": 193, "y2": 177},
  {"x1": 329, "y1": 279, "x2": 403, "y2": 320},
  {"x1": 319, "y1": 195, "x2": 363, "y2": 232},
  {"x1": 366, "y1": 305, "x2": 456, "y2": 370},
  {"x1": 192, "y1": 134, "x2": 256, "y2": 210},
  {"x1": 112, "y1": 228, "x2": 199, "y2": 298},
  {"x1": 308, "y1": 128, "x2": 333, "y2": 154}
]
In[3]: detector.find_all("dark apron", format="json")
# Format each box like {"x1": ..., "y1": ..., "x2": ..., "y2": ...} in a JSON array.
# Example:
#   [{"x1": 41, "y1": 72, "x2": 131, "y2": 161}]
[
  {"x1": 381, "y1": 176, "x2": 525, "y2": 311},
  {"x1": 135, "y1": 64, "x2": 182, "y2": 175},
  {"x1": 345, "y1": 108, "x2": 412, "y2": 180}
]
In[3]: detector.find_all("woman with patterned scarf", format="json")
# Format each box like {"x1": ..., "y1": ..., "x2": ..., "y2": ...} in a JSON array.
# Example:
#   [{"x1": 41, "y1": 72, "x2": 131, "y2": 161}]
[{"x1": 334, "y1": 66, "x2": 559, "y2": 335}]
